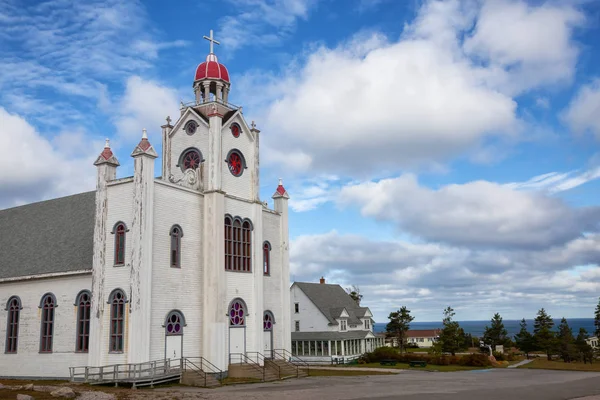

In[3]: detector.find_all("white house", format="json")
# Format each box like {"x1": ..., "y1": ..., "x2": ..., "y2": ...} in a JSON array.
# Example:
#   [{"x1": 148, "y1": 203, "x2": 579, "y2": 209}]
[
  {"x1": 406, "y1": 329, "x2": 440, "y2": 348},
  {"x1": 0, "y1": 31, "x2": 291, "y2": 379},
  {"x1": 290, "y1": 278, "x2": 384, "y2": 362},
  {"x1": 585, "y1": 336, "x2": 598, "y2": 348}
]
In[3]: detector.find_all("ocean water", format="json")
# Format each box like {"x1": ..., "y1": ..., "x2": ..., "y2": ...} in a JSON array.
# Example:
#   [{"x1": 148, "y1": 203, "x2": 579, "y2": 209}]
[{"x1": 373, "y1": 318, "x2": 596, "y2": 338}]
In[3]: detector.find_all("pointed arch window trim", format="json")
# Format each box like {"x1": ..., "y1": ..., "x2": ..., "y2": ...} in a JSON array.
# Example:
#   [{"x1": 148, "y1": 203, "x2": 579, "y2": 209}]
[
  {"x1": 169, "y1": 225, "x2": 184, "y2": 268},
  {"x1": 111, "y1": 221, "x2": 129, "y2": 266},
  {"x1": 263, "y1": 310, "x2": 275, "y2": 331},
  {"x1": 108, "y1": 289, "x2": 128, "y2": 353},
  {"x1": 224, "y1": 215, "x2": 253, "y2": 272},
  {"x1": 263, "y1": 241, "x2": 272, "y2": 276},
  {"x1": 5, "y1": 295, "x2": 22, "y2": 354},
  {"x1": 39, "y1": 293, "x2": 57, "y2": 353},
  {"x1": 75, "y1": 290, "x2": 92, "y2": 353},
  {"x1": 163, "y1": 310, "x2": 187, "y2": 336}
]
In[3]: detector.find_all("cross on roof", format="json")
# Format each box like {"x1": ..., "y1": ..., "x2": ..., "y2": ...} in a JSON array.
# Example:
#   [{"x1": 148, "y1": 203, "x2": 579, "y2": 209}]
[{"x1": 203, "y1": 29, "x2": 220, "y2": 54}]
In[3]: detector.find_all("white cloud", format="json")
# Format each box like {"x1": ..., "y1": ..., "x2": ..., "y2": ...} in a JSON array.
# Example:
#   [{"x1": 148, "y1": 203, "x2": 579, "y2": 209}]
[
  {"x1": 563, "y1": 78, "x2": 600, "y2": 139},
  {"x1": 218, "y1": 0, "x2": 317, "y2": 52},
  {"x1": 0, "y1": 107, "x2": 97, "y2": 208},
  {"x1": 245, "y1": 0, "x2": 584, "y2": 177},
  {"x1": 507, "y1": 165, "x2": 600, "y2": 194},
  {"x1": 114, "y1": 76, "x2": 180, "y2": 141},
  {"x1": 338, "y1": 174, "x2": 600, "y2": 249},
  {"x1": 290, "y1": 230, "x2": 600, "y2": 321}
]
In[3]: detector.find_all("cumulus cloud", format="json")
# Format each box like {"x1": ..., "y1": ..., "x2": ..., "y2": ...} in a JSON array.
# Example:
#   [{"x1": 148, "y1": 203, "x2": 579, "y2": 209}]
[
  {"x1": 563, "y1": 78, "x2": 600, "y2": 139},
  {"x1": 245, "y1": 0, "x2": 584, "y2": 176},
  {"x1": 338, "y1": 174, "x2": 600, "y2": 249},
  {"x1": 290, "y1": 231, "x2": 600, "y2": 321},
  {"x1": 0, "y1": 108, "x2": 97, "y2": 208},
  {"x1": 114, "y1": 76, "x2": 180, "y2": 141}
]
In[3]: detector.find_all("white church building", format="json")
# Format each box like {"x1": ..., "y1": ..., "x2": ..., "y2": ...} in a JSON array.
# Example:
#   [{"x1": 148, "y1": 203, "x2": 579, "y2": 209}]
[{"x1": 0, "y1": 31, "x2": 291, "y2": 379}]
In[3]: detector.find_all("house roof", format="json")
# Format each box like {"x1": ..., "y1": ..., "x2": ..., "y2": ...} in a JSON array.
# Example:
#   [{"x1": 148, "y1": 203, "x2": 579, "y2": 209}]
[
  {"x1": 0, "y1": 191, "x2": 96, "y2": 280},
  {"x1": 293, "y1": 282, "x2": 372, "y2": 325},
  {"x1": 406, "y1": 329, "x2": 441, "y2": 338},
  {"x1": 292, "y1": 330, "x2": 375, "y2": 341}
]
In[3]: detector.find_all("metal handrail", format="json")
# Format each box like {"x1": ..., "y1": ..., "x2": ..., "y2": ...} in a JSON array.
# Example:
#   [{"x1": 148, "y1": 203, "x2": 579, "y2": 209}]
[
  {"x1": 229, "y1": 352, "x2": 265, "y2": 381},
  {"x1": 246, "y1": 351, "x2": 281, "y2": 380},
  {"x1": 183, "y1": 357, "x2": 224, "y2": 383},
  {"x1": 272, "y1": 349, "x2": 310, "y2": 377}
]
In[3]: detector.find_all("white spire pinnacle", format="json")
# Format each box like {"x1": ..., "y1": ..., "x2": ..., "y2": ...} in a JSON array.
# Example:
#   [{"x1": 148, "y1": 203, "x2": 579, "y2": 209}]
[
  {"x1": 278, "y1": 178, "x2": 283, "y2": 186},
  {"x1": 142, "y1": 128, "x2": 147, "y2": 139},
  {"x1": 104, "y1": 138, "x2": 110, "y2": 148}
]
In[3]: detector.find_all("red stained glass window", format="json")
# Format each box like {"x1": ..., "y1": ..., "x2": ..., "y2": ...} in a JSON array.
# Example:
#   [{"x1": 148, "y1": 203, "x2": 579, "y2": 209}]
[
  {"x1": 231, "y1": 124, "x2": 240, "y2": 138},
  {"x1": 115, "y1": 223, "x2": 125, "y2": 265},
  {"x1": 109, "y1": 290, "x2": 125, "y2": 352},
  {"x1": 227, "y1": 151, "x2": 243, "y2": 176},
  {"x1": 183, "y1": 150, "x2": 201, "y2": 170},
  {"x1": 224, "y1": 217, "x2": 252, "y2": 272},
  {"x1": 76, "y1": 291, "x2": 91, "y2": 352},
  {"x1": 40, "y1": 294, "x2": 56, "y2": 353},
  {"x1": 5, "y1": 296, "x2": 20, "y2": 353},
  {"x1": 229, "y1": 300, "x2": 246, "y2": 326}
]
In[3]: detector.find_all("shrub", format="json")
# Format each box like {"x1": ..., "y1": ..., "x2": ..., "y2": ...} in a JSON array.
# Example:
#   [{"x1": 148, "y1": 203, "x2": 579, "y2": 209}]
[
  {"x1": 458, "y1": 353, "x2": 492, "y2": 367},
  {"x1": 492, "y1": 351, "x2": 505, "y2": 361}
]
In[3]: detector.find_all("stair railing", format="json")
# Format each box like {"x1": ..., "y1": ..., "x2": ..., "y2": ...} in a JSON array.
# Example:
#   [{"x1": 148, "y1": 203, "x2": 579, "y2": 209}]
[
  {"x1": 182, "y1": 357, "x2": 224, "y2": 385},
  {"x1": 272, "y1": 348, "x2": 310, "y2": 377},
  {"x1": 229, "y1": 352, "x2": 265, "y2": 381},
  {"x1": 246, "y1": 351, "x2": 281, "y2": 380}
]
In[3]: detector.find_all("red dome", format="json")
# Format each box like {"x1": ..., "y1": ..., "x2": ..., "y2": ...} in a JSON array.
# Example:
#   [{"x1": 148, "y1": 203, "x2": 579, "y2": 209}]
[{"x1": 195, "y1": 54, "x2": 230, "y2": 82}]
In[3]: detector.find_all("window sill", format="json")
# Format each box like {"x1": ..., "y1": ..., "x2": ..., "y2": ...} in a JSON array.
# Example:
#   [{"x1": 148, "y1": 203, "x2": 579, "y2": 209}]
[
  {"x1": 109, "y1": 351, "x2": 124, "y2": 354},
  {"x1": 113, "y1": 264, "x2": 125, "y2": 268},
  {"x1": 225, "y1": 269, "x2": 253, "y2": 273},
  {"x1": 75, "y1": 350, "x2": 89, "y2": 353},
  {"x1": 4, "y1": 351, "x2": 17, "y2": 354},
  {"x1": 39, "y1": 351, "x2": 53, "y2": 354}
]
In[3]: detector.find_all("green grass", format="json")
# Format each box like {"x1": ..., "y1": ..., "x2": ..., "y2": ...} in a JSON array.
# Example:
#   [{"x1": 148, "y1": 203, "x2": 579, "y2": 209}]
[
  {"x1": 518, "y1": 358, "x2": 600, "y2": 372},
  {"x1": 352, "y1": 362, "x2": 487, "y2": 372}
]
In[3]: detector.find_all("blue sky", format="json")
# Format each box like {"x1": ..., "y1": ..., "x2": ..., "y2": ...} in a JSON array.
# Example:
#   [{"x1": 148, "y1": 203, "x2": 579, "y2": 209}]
[{"x1": 2, "y1": 0, "x2": 600, "y2": 323}]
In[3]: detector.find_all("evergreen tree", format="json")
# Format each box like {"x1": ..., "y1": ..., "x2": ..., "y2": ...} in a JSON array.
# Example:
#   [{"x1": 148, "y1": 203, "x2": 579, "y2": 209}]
[
  {"x1": 533, "y1": 308, "x2": 555, "y2": 361},
  {"x1": 483, "y1": 313, "x2": 509, "y2": 349},
  {"x1": 556, "y1": 318, "x2": 576, "y2": 363},
  {"x1": 575, "y1": 327, "x2": 594, "y2": 364},
  {"x1": 438, "y1": 306, "x2": 463, "y2": 356},
  {"x1": 514, "y1": 318, "x2": 535, "y2": 359},
  {"x1": 594, "y1": 297, "x2": 600, "y2": 339},
  {"x1": 385, "y1": 306, "x2": 414, "y2": 353}
]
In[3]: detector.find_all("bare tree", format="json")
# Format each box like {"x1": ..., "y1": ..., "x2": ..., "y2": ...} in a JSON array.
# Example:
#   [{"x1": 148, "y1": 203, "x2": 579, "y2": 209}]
[{"x1": 345, "y1": 285, "x2": 363, "y2": 305}]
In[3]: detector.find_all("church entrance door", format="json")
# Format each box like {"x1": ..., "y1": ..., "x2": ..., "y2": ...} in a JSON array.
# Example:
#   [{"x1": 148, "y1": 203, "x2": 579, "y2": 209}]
[
  {"x1": 263, "y1": 330, "x2": 272, "y2": 358},
  {"x1": 166, "y1": 335, "x2": 182, "y2": 360},
  {"x1": 165, "y1": 311, "x2": 184, "y2": 361},
  {"x1": 229, "y1": 327, "x2": 245, "y2": 356}
]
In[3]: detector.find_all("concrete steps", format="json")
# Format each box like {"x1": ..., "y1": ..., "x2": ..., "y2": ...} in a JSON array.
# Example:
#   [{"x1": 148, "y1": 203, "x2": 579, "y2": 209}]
[
  {"x1": 271, "y1": 359, "x2": 309, "y2": 378},
  {"x1": 181, "y1": 370, "x2": 221, "y2": 388}
]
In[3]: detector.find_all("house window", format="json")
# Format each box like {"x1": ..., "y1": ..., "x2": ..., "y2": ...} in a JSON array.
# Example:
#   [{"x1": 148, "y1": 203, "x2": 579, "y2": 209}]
[
  {"x1": 113, "y1": 222, "x2": 126, "y2": 265},
  {"x1": 294, "y1": 303, "x2": 299, "y2": 313},
  {"x1": 5, "y1": 296, "x2": 21, "y2": 353},
  {"x1": 39, "y1": 293, "x2": 56, "y2": 353},
  {"x1": 109, "y1": 289, "x2": 126, "y2": 352},
  {"x1": 295, "y1": 321, "x2": 300, "y2": 332},
  {"x1": 170, "y1": 225, "x2": 183, "y2": 268},
  {"x1": 340, "y1": 320, "x2": 347, "y2": 331},
  {"x1": 364, "y1": 319, "x2": 370, "y2": 330},
  {"x1": 229, "y1": 299, "x2": 247, "y2": 326},
  {"x1": 75, "y1": 290, "x2": 91, "y2": 352},
  {"x1": 224, "y1": 216, "x2": 252, "y2": 272},
  {"x1": 263, "y1": 241, "x2": 271, "y2": 275}
]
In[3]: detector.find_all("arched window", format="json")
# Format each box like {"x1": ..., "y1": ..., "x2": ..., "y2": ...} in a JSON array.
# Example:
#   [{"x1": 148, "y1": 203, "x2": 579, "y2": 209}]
[
  {"x1": 113, "y1": 222, "x2": 126, "y2": 266},
  {"x1": 5, "y1": 296, "x2": 21, "y2": 353},
  {"x1": 263, "y1": 241, "x2": 271, "y2": 275},
  {"x1": 180, "y1": 148, "x2": 202, "y2": 171},
  {"x1": 108, "y1": 289, "x2": 127, "y2": 352},
  {"x1": 263, "y1": 311, "x2": 275, "y2": 331},
  {"x1": 229, "y1": 299, "x2": 247, "y2": 326},
  {"x1": 170, "y1": 225, "x2": 183, "y2": 268},
  {"x1": 39, "y1": 293, "x2": 57, "y2": 353},
  {"x1": 75, "y1": 290, "x2": 91, "y2": 352},
  {"x1": 165, "y1": 310, "x2": 185, "y2": 335},
  {"x1": 224, "y1": 216, "x2": 253, "y2": 272}
]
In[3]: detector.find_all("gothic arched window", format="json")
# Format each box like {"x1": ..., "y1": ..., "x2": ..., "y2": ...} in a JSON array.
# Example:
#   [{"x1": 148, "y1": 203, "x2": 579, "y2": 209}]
[
  {"x1": 39, "y1": 293, "x2": 57, "y2": 353},
  {"x1": 170, "y1": 225, "x2": 183, "y2": 268},
  {"x1": 5, "y1": 296, "x2": 21, "y2": 353},
  {"x1": 165, "y1": 310, "x2": 185, "y2": 335},
  {"x1": 263, "y1": 311, "x2": 275, "y2": 331},
  {"x1": 181, "y1": 149, "x2": 202, "y2": 171},
  {"x1": 75, "y1": 290, "x2": 91, "y2": 352},
  {"x1": 113, "y1": 222, "x2": 127, "y2": 266},
  {"x1": 224, "y1": 215, "x2": 253, "y2": 272},
  {"x1": 263, "y1": 241, "x2": 271, "y2": 276},
  {"x1": 108, "y1": 289, "x2": 126, "y2": 352},
  {"x1": 229, "y1": 299, "x2": 247, "y2": 326}
]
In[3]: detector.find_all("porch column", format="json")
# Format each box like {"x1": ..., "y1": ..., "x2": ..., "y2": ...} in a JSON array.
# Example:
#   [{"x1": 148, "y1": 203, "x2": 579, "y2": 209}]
[{"x1": 328, "y1": 340, "x2": 331, "y2": 356}]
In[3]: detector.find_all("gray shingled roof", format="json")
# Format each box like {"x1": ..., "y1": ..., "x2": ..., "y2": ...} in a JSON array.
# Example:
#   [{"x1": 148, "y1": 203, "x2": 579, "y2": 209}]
[
  {"x1": 294, "y1": 282, "x2": 372, "y2": 326},
  {"x1": 0, "y1": 192, "x2": 95, "y2": 279},
  {"x1": 292, "y1": 330, "x2": 374, "y2": 340}
]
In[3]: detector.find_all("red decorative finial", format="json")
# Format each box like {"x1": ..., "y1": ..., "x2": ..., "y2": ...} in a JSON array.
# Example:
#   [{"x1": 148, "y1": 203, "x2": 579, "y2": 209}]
[
  {"x1": 276, "y1": 178, "x2": 286, "y2": 195},
  {"x1": 100, "y1": 138, "x2": 113, "y2": 160}
]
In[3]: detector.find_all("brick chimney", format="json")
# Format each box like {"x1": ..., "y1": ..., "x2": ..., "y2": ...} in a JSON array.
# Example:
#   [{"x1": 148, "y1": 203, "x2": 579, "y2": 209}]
[{"x1": 319, "y1": 277, "x2": 325, "y2": 284}]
